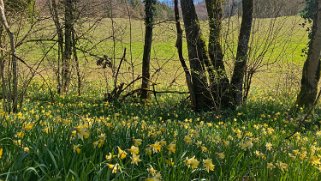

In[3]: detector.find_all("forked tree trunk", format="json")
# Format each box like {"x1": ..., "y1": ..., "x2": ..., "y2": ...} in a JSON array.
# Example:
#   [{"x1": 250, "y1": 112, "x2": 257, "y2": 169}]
[
  {"x1": 0, "y1": 0, "x2": 18, "y2": 113},
  {"x1": 141, "y1": 0, "x2": 156, "y2": 100},
  {"x1": 230, "y1": 0, "x2": 254, "y2": 107},
  {"x1": 181, "y1": 0, "x2": 212, "y2": 110},
  {"x1": 174, "y1": 0, "x2": 196, "y2": 109},
  {"x1": 297, "y1": 0, "x2": 321, "y2": 108},
  {"x1": 205, "y1": 0, "x2": 230, "y2": 108},
  {"x1": 62, "y1": 0, "x2": 73, "y2": 94}
]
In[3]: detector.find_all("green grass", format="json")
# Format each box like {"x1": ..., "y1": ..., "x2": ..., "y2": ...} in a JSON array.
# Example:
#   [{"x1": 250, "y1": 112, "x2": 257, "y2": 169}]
[
  {"x1": 0, "y1": 16, "x2": 319, "y2": 180},
  {"x1": 1, "y1": 86, "x2": 321, "y2": 180},
  {"x1": 16, "y1": 16, "x2": 309, "y2": 89}
]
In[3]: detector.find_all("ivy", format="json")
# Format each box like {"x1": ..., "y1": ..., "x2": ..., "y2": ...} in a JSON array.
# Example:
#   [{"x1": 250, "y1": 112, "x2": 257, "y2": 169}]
[
  {"x1": 301, "y1": 0, "x2": 317, "y2": 21},
  {"x1": 143, "y1": 0, "x2": 157, "y2": 25}
]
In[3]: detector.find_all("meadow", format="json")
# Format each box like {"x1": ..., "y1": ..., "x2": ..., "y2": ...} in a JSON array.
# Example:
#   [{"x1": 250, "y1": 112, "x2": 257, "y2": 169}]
[{"x1": 1, "y1": 16, "x2": 321, "y2": 180}]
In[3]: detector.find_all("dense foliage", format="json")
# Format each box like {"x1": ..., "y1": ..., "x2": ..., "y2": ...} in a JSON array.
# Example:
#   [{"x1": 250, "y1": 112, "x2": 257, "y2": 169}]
[
  {"x1": 301, "y1": 0, "x2": 317, "y2": 20},
  {"x1": 1, "y1": 85, "x2": 321, "y2": 180}
]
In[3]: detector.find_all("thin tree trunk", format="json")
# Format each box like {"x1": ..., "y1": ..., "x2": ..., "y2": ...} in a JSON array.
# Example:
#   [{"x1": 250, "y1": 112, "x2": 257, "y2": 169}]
[
  {"x1": 230, "y1": 0, "x2": 254, "y2": 107},
  {"x1": 0, "y1": 0, "x2": 18, "y2": 113},
  {"x1": 297, "y1": 0, "x2": 321, "y2": 108},
  {"x1": 205, "y1": 0, "x2": 230, "y2": 108},
  {"x1": 63, "y1": 0, "x2": 73, "y2": 93},
  {"x1": 72, "y1": 27, "x2": 81, "y2": 96},
  {"x1": 125, "y1": 0, "x2": 135, "y2": 86},
  {"x1": 141, "y1": 0, "x2": 156, "y2": 100},
  {"x1": 174, "y1": 0, "x2": 196, "y2": 109},
  {"x1": 49, "y1": 0, "x2": 64, "y2": 94},
  {"x1": 0, "y1": 24, "x2": 9, "y2": 112},
  {"x1": 181, "y1": 0, "x2": 211, "y2": 111}
]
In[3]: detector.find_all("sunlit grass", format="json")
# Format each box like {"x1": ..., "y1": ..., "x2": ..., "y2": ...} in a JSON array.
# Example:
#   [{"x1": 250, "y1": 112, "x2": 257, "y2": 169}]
[
  {"x1": 0, "y1": 16, "x2": 317, "y2": 180},
  {"x1": 0, "y1": 83, "x2": 321, "y2": 180}
]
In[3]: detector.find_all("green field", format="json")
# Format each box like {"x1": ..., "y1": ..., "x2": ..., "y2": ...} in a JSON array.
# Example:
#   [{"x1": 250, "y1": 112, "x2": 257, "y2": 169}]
[{"x1": 1, "y1": 16, "x2": 321, "y2": 180}]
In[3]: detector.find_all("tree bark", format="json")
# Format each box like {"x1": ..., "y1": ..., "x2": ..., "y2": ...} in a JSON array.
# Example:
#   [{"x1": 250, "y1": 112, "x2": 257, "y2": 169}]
[
  {"x1": 0, "y1": 0, "x2": 18, "y2": 113},
  {"x1": 181, "y1": 0, "x2": 211, "y2": 111},
  {"x1": 141, "y1": 0, "x2": 156, "y2": 100},
  {"x1": 174, "y1": 0, "x2": 196, "y2": 109},
  {"x1": 205, "y1": 0, "x2": 230, "y2": 108},
  {"x1": 72, "y1": 27, "x2": 81, "y2": 96},
  {"x1": 62, "y1": 0, "x2": 73, "y2": 93},
  {"x1": 230, "y1": 0, "x2": 254, "y2": 107},
  {"x1": 49, "y1": 0, "x2": 64, "y2": 94},
  {"x1": 297, "y1": 0, "x2": 321, "y2": 108}
]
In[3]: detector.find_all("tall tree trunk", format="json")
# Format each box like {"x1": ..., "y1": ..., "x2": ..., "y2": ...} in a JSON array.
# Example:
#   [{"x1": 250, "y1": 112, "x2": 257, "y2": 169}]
[
  {"x1": 230, "y1": 0, "x2": 254, "y2": 107},
  {"x1": 181, "y1": 0, "x2": 211, "y2": 111},
  {"x1": 49, "y1": 0, "x2": 64, "y2": 94},
  {"x1": 205, "y1": 0, "x2": 230, "y2": 108},
  {"x1": 0, "y1": 0, "x2": 18, "y2": 113},
  {"x1": 297, "y1": 0, "x2": 321, "y2": 108},
  {"x1": 62, "y1": 0, "x2": 73, "y2": 93},
  {"x1": 72, "y1": 27, "x2": 81, "y2": 96},
  {"x1": 141, "y1": 0, "x2": 156, "y2": 100},
  {"x1": 0, "y1": 24, "x2": 8, "y2": 111},
  {"x1": 174, "y1": 0, "x2": 196, "y2": 109}
]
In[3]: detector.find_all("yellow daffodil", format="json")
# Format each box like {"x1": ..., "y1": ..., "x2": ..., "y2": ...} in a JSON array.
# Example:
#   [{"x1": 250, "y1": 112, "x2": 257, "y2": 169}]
[
  {"x1": 145, "y1": 172, "x2": 162, "y2": 181},
  {"x1": 131, "y1": 154, "x2": 141, "y2": 165},
  {"x1": 240, "y1": 140, "x2": 253, "y2": 150},
  {"x1": 107, "y1": 163, "x2": 120, "y2": 174},
  {"x1": 24, "y1": 147, "x2": 30, "y2": 153},
  {"x1": 75, "y1": 125, "x2": 90, "y2": 140},
  {"x1": 201, "y1": 146, "x2": 208, "y2": 153},
  {"x1": 16, "y1": 132, "x2": 25, "y2": 138},
  {"x1": 128, "y1": 146, "x2": 139, "y2": 155},
  {"x1": 105, "y1": 152, "x2": 113, "y2": 161},
  {"x1": 150, "y1": 141, "x2": 162, "y2": 153},
  {"x1": 23, "y1": 123, "x2": 35, "y2": 131},
  {"x1": 133, "y1": 138, "x2": 142, "y2": 146},
  {"x1": 93, "y1": 133, "x2": 106, "y2": 148},
  {"x1": 185, "y1": 156, "x2": 200, "y2": 169},
  {"x1": 276, "y1": 161, "x2": 288, "y2": 172},
  {"x1": 310, "y1": 156, "x2": 321, "y2": 166},
  {"x1": 147, "y1": 165, "x2": 157, "y2": 176},
  {"x1": 166, "y1": 158, "x2": 174, "y2": 166},
  {"x1": 203, "y1": 158, "x2": 215, "y2": 172},
  {"x1": 267, "y1": 162, "x2": 275, "y2": 170},
  {"x1": 42, "y1": 127, "x2": 49, "y2": 134},
  {"x1": 167, "y1": 143, "x2": 176, "y2": 154},
  {"x1": 184, "y1": 136, "x2": 192, "y2": 144},
  {"x1": 216, "y1": 152, "x2": 225, "y2": 159},
  {"x1": 0, "y1": 147, "x2": 3, "y2": 159},
  {"x1": 160, "y1": 140, "x2": 167, "y2": 146},
  {"x1": 117, "y1": 146, "x2": 127, "y2": 159},
  {"x1": 265, "y1": 142, "x2": 272, "y2": 151},
  {"x1": 73, "y1": 144, "x2": 81, "y2": 154}
]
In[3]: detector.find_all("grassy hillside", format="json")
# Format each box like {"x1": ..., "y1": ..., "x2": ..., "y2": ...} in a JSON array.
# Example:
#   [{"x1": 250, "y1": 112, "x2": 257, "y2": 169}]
[
  {"x1": 17, "y1": 16, "x2": 308, "y2": 94},
  {"x1": 1, "y1": 16, "x2": 319, "y2": 180}
]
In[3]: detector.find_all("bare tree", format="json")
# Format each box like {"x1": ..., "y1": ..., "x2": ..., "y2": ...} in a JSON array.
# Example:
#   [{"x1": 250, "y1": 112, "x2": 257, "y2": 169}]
[
  {"x1": 0, "y1": 0, "x2": 18, "y2": 112},
  {"x1": 174, "y1": 0, "x2": 196, "y2": 109},
  {"x1": 180, "y1": 0, "x2": 254, "y2": 111},
  {"x1": 230, "y1": 0, "x2": 254, "y2": 106}
]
